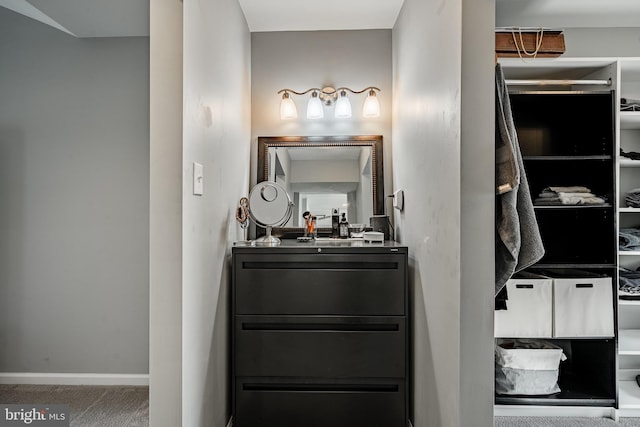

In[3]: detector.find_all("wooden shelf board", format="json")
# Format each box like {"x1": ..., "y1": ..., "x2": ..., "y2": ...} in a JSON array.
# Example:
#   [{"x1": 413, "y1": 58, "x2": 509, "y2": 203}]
[
  {"x1": 524, "y1": 155, "x2": 612, "y2": 161},
  {"x1": 620, "y1": 251, "x2": 640, "y2": 256},
  {"x1": 620, "y1": 207, "x2": 640, "y2": 212},
  {"x1": 529, "y1": 263, "x2": 616, "y2": 269},
  {"x1": 533, "y1": 204, "x2": 612, "y2": 210}
]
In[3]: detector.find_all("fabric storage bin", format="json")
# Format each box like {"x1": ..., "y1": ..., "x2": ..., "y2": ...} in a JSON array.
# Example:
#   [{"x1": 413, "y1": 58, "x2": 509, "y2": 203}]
[
  {"x1": 495, "y1": 273, "x2": 553, "y2": 338},
  {"x1": 495, "y1": 339, "x2": 567, "y2": 395},
  {"x1": 553, "y1": 276, "x2": 614, "y2": 338}
]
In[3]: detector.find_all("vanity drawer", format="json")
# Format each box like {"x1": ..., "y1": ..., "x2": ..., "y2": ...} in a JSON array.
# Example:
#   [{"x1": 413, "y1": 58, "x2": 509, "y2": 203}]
[
  {"x1": 235, "y1": 378, "x2": 406, "y2": 427},
  {"x1": 234, "y1": 315, "x2": 406, "y2": 378},
  {"x1": 234, "y1": 253, "x2": 406, "y2": 315}
]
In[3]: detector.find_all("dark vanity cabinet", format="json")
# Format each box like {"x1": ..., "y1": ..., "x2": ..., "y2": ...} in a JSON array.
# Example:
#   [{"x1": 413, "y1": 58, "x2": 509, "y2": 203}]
[{"x1": 232, "y1": 242, "x2": 409, "y2": 427}]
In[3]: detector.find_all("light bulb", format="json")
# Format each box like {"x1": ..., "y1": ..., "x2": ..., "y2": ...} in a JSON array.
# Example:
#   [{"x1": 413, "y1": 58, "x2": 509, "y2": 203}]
[
  {"x1": 280, "y1": 92, "x2": 297, "y2": 120},
  {"x1": 362, "y1": 89, "x2": 380, "y2": 118},
  {"x1": 334, "y1": 90, "x2": 352, "y2": 118},
  {"x1": 306, "y1": 91, "x2": 324, "y2": 119}
]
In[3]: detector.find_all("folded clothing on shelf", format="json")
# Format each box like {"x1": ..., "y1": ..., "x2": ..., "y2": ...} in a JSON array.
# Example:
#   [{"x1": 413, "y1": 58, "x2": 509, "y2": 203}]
[
  {"x1": 626, "y1": 188, "x2": 640, "y2": 208},
  {"x1": 621, "y1": 148, "x2": 640, "y2": 161},
  {"x1": 619, "y1": 267, "x2": 640, "y2": 300},
  {"x1": 534, "y1": 186, "x2": 605, "y2": 206},
  {"x1": 620, "y1": 228, "x2": 640, "y2": 251},
  {"x1": 622, "y1": 97, "x2": 640, "y2": 111}
]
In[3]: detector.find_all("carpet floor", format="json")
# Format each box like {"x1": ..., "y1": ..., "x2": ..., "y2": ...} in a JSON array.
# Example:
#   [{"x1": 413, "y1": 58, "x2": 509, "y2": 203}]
[
  {"x1": 0, "y1": 385, "x2": 148, "y2": 426},
  {"x1": 6, "y1": 386, "x2": 640, "y2": 427},
  {"x1": 495, "y1": 417, "x2": 640, "y2": 427}
]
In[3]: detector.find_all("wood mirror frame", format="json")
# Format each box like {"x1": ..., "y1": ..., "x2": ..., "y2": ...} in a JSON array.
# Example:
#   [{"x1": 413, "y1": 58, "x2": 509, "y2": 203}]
[{"x1": 257, "y1": 135, "x2": 384, "y2": 238}]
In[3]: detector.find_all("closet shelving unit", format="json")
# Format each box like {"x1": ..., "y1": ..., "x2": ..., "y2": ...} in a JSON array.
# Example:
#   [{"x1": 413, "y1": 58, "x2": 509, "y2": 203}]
[
  {"x1": 617, "y1": 58, "x2": 640, "y2": 416},
  {"x1": 497, "y1": 58, "x2": 619, "y2": 413}
]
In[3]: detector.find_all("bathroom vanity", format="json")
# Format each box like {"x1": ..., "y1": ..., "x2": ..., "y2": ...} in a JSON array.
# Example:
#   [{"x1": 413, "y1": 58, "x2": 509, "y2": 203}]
[{"x1": 232, "y1": 240, "x2": 408, "y2": 427}]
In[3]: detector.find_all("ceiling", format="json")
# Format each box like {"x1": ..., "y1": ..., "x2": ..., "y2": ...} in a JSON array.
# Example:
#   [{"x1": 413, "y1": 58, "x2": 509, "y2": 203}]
[
  {"x1": 237, "y1": 0, "x2": 405, "y2": 33},
  {"x1": 2, "y1": 0, "x2": 640, "y2": 38},
  {"x1": 0, "y1": 0, "x2": 404, "y2": 38},
  {"x1": 0, "y1": 0, "x2": 149, "y2": 37}
]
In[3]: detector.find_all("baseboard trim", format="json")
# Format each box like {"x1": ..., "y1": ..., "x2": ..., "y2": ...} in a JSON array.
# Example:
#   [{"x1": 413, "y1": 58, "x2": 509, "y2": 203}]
[{"x1": 0, "y1": 373, "x2": 149, "y2": 386}]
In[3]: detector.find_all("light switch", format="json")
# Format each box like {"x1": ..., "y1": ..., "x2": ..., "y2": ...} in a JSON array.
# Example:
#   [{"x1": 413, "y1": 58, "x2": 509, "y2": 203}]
[{"x1": 193, "y1": 162, "x2": 204, "y2": 196}]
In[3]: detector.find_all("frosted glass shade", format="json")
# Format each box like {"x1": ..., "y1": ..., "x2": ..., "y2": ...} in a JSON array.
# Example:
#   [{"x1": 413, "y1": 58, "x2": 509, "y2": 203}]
[
  {"x1": 306, "y1": 93, "x2": 324, "y2": 119},
  {"x1": 280, "y1": 93, "x2": 297, "y2": 120},
  {"x1": 334, "y1": 91, "x2": 352, "y2": 118},
  {"x1": 362, "y1": 90, "x2": 381, "y2": 118}
]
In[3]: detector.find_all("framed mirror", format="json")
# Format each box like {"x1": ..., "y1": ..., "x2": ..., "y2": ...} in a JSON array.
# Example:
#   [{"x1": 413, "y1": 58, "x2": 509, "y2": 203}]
[{"x1": 257, "y1": 135, "x2": 384, "y2": 238}]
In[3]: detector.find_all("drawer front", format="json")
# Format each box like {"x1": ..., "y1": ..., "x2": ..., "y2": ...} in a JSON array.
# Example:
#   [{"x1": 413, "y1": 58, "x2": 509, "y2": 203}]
[
  {"x1": 234, "y1": 253, "x2": 406, "y2": 315},
  {"x1": 235, "y1": 316, "x2": 406, "y2": 378},
  {"x1": 235, "y1": 378, "x2": 406, "y2": 427}
]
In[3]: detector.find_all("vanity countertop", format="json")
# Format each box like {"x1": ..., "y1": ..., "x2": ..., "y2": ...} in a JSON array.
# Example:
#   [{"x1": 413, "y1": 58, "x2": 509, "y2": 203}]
[{"x1": 232, "y1": 239, "x2": 407, "y2": 253}]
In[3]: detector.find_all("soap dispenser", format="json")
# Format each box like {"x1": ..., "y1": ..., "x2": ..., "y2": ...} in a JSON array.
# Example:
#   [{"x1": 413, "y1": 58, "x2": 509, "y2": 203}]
[{"x1": 339, "y1": 213, "x2": 349, "y2": 238}]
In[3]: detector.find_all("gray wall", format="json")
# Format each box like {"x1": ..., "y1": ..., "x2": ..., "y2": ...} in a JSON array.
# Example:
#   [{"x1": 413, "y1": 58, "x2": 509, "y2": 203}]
[
  {"x1": 182, "y1": 0, "x2": 251, "y2": 426},
  {"x1": 250, "y1": 30, "x2": 393, "y2": 204},
  {"x1": 392, "y1": 0, "x2": 489, "y2": 425},
  {"x1": 562, "y1": 28, "x2": 640, "y2": 57},
  {"x1": 149, "y1": 0, "x2": 182, "y2": 425},
  {"x1": 0, "y1": 8, "x2": 149, "y2": 374},
  {"x1": 392, "y1": 0, "x2": 462, "y2": 424},
  {"x1": 495, "y1": 6, "x2": 640, "y2": 58},
  {"x1": 460, "y1": 0, "x2": 495, "y2": 425}
]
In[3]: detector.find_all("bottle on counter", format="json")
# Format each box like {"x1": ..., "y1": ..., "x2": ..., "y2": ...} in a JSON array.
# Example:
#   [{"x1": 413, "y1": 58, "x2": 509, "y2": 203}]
[
  {"x1": 339, "y1": 212, "x2": 349, "y2": 238},
  {"x1": 310, "y1": 216, "x2": 317, "y2": 238},
  {"x1": 331, "y1": 208, "x2": 340, "y2": 238}
]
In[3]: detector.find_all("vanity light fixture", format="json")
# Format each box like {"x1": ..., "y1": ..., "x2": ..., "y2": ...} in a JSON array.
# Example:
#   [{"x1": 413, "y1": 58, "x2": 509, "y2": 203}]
[
  {"x1": 334, "y1": 90, "x2": 352, "y2": 118},
  {"x1": 306, "y1": 90, "x2": 324, "y2": 119},
  {"x1": 279, "y1": 92, "x2": 298, "y2": 120},
  {"x1": 277, "y1": 86, "x2": 381, "y2": 120},
  {"x1": 362, "y1": 88, "x2": 381, "y2": 118}
]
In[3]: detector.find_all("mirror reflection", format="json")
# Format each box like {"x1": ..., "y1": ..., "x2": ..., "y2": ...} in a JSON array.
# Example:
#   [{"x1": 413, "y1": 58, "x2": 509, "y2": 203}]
[{"x1": 267, "y1": 146, "x2": 373, "y2": 227}]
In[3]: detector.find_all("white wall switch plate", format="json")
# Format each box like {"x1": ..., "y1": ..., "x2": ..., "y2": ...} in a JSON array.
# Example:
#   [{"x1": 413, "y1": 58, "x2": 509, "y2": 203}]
[{"x1": 193, "y1": 162, "x2": 204, "y2": 196}]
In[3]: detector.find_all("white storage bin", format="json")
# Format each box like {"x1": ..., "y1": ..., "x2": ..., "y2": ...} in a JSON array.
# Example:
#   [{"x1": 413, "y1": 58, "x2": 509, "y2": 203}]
[
  {"x1": 495, "y1": 274, "x2": 553, "y2": 338},
  {"x1": 495, "y1": 339, "x2": 567, "y2": 395},
  {"x1": 553, "y1": 277, "x2": 614, "y2": 338}
]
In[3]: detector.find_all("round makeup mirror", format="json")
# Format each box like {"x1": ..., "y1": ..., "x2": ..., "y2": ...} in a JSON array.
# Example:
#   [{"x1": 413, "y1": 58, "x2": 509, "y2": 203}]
[{"x1": 248, "y1": 181, "x2": 293, "y2": 245}]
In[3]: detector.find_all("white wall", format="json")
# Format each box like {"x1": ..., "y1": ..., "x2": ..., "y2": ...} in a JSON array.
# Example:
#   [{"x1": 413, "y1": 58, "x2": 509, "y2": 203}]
[
  {"x1": 0, "y1": 8, "x2": 149, "y2": 374},
  {"x1": 460, "y1": 0, "x2": 495, "y2": 425},
  {"x1": 149, "y1": 0, "x2": 182, "y2": 425},
  {"x1": 182, "y1": 1, "x2": 251, "y2": 427},
  {"x1": 392, "y1": 0, "x2": 463, "y2": 425},
  {"x1": 290, "y1": 160, "x2": 359, "y2": 183},
  {"x1": 562, "y1": 28, "x2": 640, "y2": 58},
  {"x1": 250, "y1": 30, "x2": 393, "y2": 204}
]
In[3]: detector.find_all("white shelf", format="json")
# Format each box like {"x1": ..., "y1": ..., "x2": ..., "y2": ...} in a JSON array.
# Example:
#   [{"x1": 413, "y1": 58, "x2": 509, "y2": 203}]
[
  {"x1": 620, "y1": 380, "x2": 640, "y2": 409},
  {"x1": 621, "y1": 112, "x2": 640, "y2": 130},
  {"x1": 617, "y1": 59, "x2": 640, "y2": 415},
  {"x1": 621, "y1": 159, "x2": 640, "y2": 167},
  {"x1": 619, "y1": 330, "x2": 640, "y2": 354}
]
